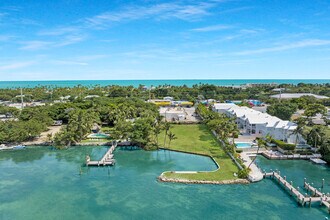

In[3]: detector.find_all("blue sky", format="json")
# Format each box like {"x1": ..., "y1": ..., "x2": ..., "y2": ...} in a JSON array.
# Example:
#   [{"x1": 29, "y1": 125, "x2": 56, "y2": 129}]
[{"x1": 0, "y1": 0, "x2": 330, "y2": 80}]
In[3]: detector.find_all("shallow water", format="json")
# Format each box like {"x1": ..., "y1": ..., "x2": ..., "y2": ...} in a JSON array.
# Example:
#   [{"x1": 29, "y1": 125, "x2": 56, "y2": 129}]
[{"x1": 0, "y1": 146, "x2": 329, "y2": 220}]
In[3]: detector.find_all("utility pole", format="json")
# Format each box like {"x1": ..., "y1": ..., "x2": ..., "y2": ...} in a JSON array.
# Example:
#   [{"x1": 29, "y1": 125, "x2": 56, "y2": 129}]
[{"x1": 20, "y1": 88, "x2": 24, "y2": 109}]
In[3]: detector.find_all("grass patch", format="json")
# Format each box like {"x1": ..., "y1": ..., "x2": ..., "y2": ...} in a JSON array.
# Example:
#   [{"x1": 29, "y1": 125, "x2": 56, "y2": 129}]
[{"x1": 159, "y1": 124, "x2": 239, "y2": 181}]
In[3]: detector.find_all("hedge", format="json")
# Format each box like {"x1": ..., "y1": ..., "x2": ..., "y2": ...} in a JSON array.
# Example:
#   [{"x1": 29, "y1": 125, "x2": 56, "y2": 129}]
[{"x1": 271, "y1": 139, "x2": 296, "y2": 151}]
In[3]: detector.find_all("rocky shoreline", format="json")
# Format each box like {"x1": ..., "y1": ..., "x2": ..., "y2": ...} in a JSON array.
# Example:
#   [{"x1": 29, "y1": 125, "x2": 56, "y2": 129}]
[{"x1": 158, "y1": 174, "x2": 250, "y2": 185}]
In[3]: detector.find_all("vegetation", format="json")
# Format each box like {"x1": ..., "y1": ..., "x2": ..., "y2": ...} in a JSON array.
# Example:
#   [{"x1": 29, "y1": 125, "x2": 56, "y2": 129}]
[
  {"x1": 266, "y1": 102, "x2": 297, "y2": 120},
  {"x1": 159, "y1": 124, "x2": 239, "y2": 181},
  {"x1": 271, "y1": 139, "x2": 296, "y2": 151},
  {"x1": 0, "y1": 82, "x2": 329, "y2": 162}
]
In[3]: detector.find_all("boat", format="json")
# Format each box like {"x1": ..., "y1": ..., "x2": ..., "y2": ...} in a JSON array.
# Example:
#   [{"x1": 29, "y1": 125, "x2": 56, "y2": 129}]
[{"x1": 13, "y1": 145, "x2": 26, "y2": 150}]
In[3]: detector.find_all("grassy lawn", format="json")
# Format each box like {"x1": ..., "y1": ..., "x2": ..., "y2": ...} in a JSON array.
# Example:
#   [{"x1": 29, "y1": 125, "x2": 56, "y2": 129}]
[{"x1": 158, "y1": 124, "x2": 239, "y2": 181}]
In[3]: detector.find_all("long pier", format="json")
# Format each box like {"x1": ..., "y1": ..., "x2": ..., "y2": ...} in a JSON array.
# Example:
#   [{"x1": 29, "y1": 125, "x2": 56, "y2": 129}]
[
  {"x1": 86, "y1": 142, "x2": 117, "y2": 166},
  {"x1": 264, "y1": 171, "x2": 330, "y2": 213}
]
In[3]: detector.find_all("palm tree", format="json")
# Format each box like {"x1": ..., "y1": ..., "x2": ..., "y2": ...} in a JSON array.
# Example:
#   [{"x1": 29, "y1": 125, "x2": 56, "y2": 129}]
[
  {"x1": 292, "y1": 117, "x2": 306, "y2": 146},
  {"x1": 308, "y1": 125, "x2": 325, "y2": 148},
  {"x1": 163, "y1": 122, "x2": 170, "y2": 147},
  {"x1": 248, "y1": 139, "x2": 262, "y2": 169},
  {"x1": 167, "y1": 131, "x2": 177, "y2": 148},
  {"x1": 153, "y1": 125, "x2": 161, "y2": 146}
]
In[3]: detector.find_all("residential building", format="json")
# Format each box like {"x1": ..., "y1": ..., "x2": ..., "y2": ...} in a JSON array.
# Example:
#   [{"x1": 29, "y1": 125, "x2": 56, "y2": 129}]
[
  {"x1": 270, "y1": 93, "x2": 329, "y2": 99},
  {"x1": 212, "y1": 103, "x2": 303, "y2": 144}
]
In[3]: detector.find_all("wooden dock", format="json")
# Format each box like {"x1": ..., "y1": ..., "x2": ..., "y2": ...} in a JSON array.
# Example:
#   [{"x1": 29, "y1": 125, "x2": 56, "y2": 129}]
[
  {"x1": 86, "y1": 142, "x2": 117, "y2": 166},
  {"x1": 264, "y1": 171, "x2": 330, "y2": 213}
]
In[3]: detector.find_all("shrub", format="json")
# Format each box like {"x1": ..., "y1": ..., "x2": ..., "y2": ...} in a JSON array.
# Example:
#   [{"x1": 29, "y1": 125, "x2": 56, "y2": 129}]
[
  {"x1": 238, "y1": 169, "x2": 249, "y2": 178},
  {"x1": 271, "y1": 139, "x2": 295, "y2": 151},
  {"x1": 236, "y1": 149, "x2": 243, "y2": 153}
]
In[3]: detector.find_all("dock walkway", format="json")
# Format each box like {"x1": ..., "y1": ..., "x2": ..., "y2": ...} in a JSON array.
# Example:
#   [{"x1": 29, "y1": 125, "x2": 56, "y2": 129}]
[
  {"x1": 264, "y1": 171, "x2": 330, "y2": 213},
  {"x1": 86, "y1": 142, "x2": 117, "y2": 166},
  {"x1": 262, "y1": 151, "x2": 322, "y2": 160}
]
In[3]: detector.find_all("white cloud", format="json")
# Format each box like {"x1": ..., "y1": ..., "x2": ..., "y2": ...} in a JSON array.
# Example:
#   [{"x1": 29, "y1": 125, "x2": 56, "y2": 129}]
[
  {"x1": 191, "y1": 24, "x2": 231, "y2": 32},
  {"x1": 38, "y1": 26, "x2": 82, "y2": 36},
  {"x1": 84, "y1": 1, "x2": 222, "y2": 28},
  {"x1": 49, "y1": 60, "x2": 88, "y2": 66},
  {"x1": 19, "y1": 34, "x2": 86, "y2": 50},
  {"x1": 55, "y1": 35, "x2": 86, "y2": 47},
  {"x1": 0, "y1": 61, "x2": 36, "y2": 71},
  {"x1": 0, "y1": 35, "x2": 13, "y2": 41},
  {"x1": 234, "y1": 39, "x2": 330, "y2": 55},
  {"x1": 19, "y1": 41, "x2": 52, "y2": 50}
]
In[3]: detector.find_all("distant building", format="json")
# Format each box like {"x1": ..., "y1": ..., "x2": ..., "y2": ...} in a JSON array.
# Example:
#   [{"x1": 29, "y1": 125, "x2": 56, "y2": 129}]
[
  {"x1": 272, "y1": 88, "x2": 286, "y2": 92},
  {"x1": 270, "y1": 93, "x2": 329, "y2": 99},
  {"x1": 163, "y1": 96, "x2": 174, "y2": 101},
  {"x1": 159, "y1": 107, "x2": 186, "y2": 122},
  {"x1": 148, "y1": 99, "x2": 193, "y2": 107},
  {"x1": 53, "y1": 120, "x2": 63, "y2": 126},
  {"x1": 246, "y1": 83, "x2": 278, "y2": 88},
  {"x1": 85, "y1": 95, "x2": 100, "y2": 99}
]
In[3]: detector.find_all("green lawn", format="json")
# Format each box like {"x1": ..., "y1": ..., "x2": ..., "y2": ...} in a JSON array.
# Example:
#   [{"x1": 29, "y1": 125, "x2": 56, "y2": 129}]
[{"x1": 159, "y1": 124, "x2": 239, "y2": 181}]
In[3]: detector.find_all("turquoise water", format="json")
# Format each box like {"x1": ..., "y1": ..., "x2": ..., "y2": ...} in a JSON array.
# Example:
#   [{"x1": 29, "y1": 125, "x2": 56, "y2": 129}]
[
  {"x1": 256, "y1": 156, "x2": 330, "y2": 193},
  {"x1": 235, "y1": 142, "x2": 252, "y2": 148},
  {"x1": 0, "y1": 146, "x2": 329, "y2": 219},
  {"x1": 88, "y1": 133, "x2": 110, "y2": 139},
  {"x1": 0, "y1": 79, "x2": 329, "y2": 88}
]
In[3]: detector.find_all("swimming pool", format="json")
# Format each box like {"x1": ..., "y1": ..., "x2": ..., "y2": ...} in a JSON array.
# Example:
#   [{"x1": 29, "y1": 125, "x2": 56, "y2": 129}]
[
  {"x1": 235, "y1": 142, "x2": 253, "y2": 148},
  {"x1": 87, "y1": 133, "x2": 110, "y2": 139}
]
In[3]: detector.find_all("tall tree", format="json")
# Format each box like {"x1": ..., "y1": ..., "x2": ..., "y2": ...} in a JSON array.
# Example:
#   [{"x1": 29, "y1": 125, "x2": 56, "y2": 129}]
[
  {"x1": 167, "y1": 131, "x2": 177, "y2": 148},
  {"x1": 267, "y1": 102, "x2": 297, "y2": 120},
  {"x1": 163, "y1": 122, "x2": 170, "y2": 147}
]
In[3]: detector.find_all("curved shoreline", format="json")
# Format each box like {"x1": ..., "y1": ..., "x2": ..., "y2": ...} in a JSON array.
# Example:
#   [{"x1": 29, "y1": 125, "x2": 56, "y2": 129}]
[
  {"x1": 159, "y1": 147, "x2": 220, "y2": 171},
  {"x1": 158, "y1": 147, "x2": 250, "y2": 184},
  {"x1": 158, "y1": 174, "x2": 249, "y2": 185}
]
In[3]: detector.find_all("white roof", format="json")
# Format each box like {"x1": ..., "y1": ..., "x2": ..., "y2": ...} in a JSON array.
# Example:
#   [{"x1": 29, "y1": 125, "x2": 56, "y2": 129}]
[
  {"x1": 270, "y1": 93, "x2": 329, "y2": 99},
  {"x1": 216, "y1": 103, "x2": 298, "y2": 129},
  {"x1": 213, "y1": 103, "x2": 239, "y2": 110}
]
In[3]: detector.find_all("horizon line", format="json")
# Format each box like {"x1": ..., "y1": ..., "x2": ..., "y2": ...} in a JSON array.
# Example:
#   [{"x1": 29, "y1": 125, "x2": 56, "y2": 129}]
[{"x1": 1, "y1": 78, "x2": 330, "y2": 82}]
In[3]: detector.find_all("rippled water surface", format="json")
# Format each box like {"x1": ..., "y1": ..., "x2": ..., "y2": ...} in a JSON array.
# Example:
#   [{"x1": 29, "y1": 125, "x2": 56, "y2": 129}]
[{"x1": 0, "y1": 146, "x2": 329, "y2": 220}]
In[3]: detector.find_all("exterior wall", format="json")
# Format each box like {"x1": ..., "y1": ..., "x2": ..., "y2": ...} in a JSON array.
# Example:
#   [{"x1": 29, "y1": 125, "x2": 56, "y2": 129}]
[{"x1": 212, "y1": 104, "x2": 299, "y2": 144}]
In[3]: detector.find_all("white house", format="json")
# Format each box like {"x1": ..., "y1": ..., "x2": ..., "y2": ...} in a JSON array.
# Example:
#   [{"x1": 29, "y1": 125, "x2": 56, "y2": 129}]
[{"x1": 212, "y1": 103, "x2": 302, "y2": 144}]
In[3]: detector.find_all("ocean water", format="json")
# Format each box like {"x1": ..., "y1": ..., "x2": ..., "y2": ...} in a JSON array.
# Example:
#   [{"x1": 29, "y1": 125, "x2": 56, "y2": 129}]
[
  {"x1": 0, "y1": 79, "x2": 329, "y2": 88},
  {"x1": 0, "y1": 146, "x2": 329, "y2": 220}
]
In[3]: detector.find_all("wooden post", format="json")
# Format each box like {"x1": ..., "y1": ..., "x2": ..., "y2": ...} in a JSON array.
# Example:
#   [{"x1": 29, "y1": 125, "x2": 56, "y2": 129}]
[
  {"x1": 304, "y1": 178, "x2": 306, "y2": 186},
  {"x1": 297, "y1": 187, "x2": 300, "y2": 204},
  {"x1": 322, "y1": 179, "x2": 325, "y2": 189}
]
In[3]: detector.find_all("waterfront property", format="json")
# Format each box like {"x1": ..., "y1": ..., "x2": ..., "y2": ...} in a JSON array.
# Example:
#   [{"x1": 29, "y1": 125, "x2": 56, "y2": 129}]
[
  {"x1": 159, "y1": 124, "x2": 240, "y2": 182},
  {"x1": 2, "y1": 146, "x2": 329, "y2": 219},
  {"x1": 212, "y1": 103, "x2": 303, "y2": 144}
]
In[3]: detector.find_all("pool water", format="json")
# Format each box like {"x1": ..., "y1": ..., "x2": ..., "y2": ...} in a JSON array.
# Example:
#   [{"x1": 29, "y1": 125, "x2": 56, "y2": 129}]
[
  {"x1": 0, "y1": 146, "x2": 329, "y2": 219},
  {"x1": 235, "y1": 142, "x2": 253, "y2": 148},
  {"x1": 87, "y1": 133, "x2": 110, "y2": 139}
]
